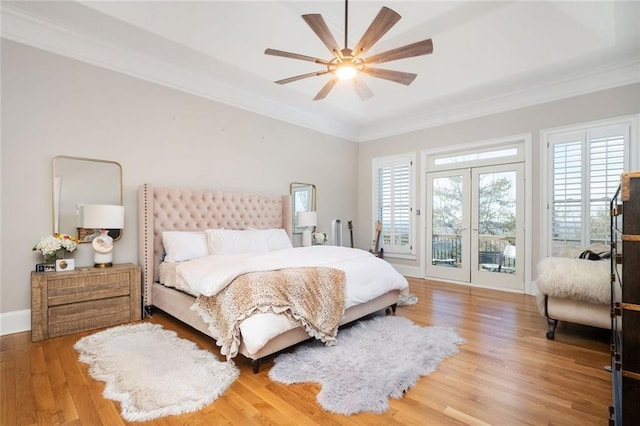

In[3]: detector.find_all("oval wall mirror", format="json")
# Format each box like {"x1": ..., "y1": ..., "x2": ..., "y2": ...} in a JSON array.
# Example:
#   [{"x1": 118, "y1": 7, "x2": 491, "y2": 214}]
[
  {"x1": 290, "y1": 182, "x2": 316, "y2": 234},
  {"x1": 53, "y1": 155, "x2": 123, "y2": 242}
]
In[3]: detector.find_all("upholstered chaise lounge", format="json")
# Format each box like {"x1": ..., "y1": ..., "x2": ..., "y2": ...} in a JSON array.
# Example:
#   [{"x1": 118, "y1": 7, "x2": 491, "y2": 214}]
[{"x1": 535, "y1": 245, "x2": 616, "y2": 339}]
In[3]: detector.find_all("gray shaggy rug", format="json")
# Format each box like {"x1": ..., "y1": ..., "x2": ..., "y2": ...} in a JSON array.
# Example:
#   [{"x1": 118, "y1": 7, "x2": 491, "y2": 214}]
[{"x1": 268, "y1": 315, "x2": 464, "y2": 415}]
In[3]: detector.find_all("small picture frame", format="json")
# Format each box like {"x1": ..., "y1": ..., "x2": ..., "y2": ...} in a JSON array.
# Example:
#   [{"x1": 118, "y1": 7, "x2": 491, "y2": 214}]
[
  {"x1": 35, "y1": 263, "x2": 56, "y2": 273},
  {"x1": 55, "y1": 258, "x2": 75, "y2": 272}
]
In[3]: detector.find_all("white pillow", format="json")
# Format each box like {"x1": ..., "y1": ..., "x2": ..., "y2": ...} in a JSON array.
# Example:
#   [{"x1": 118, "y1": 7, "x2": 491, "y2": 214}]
[
  {"x1": 250, "y1": 228, "x2": 293, "y2": 251},
  {"x1": 162, "y1": 231, "x2": 209, "y2": 262},
  {"x1": 205, "y1": 229, "x2": 269, "y2": 255}
]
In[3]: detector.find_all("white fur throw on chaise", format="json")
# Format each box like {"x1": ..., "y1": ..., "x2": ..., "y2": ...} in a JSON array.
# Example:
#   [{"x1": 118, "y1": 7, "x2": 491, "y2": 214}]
[{"x1": 536, "y1": 257, "x2": 610, "y2": 305}]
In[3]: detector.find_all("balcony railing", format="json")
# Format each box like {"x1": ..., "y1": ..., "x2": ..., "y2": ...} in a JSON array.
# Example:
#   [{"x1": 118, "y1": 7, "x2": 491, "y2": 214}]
[{"x1": 432, "y1": 234, "x2": 516, "y2": 270}]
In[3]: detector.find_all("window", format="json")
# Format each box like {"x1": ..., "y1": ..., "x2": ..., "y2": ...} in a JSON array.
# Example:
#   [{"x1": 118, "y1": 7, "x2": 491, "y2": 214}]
[
  {"x1": 548, "y1": 123, "x2": 629, "y2": 255},
  {"x1": 373, "y1": 154, "x2": 415, "y2": 255}
]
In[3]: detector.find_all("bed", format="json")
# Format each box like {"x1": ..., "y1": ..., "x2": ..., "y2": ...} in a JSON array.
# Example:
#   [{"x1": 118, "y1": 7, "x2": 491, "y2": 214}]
[{"x1": 138, "y1": 184, "x2": 408, "y2": 372}]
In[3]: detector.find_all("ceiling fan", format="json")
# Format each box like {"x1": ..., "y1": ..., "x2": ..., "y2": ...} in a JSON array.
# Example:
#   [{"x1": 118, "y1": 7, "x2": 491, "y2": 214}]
[{"x1": 264, "y1": 0, "x2": 433, "y2": 101}]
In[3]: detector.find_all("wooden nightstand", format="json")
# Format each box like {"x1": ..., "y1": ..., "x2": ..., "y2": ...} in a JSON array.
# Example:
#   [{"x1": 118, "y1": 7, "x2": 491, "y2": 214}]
[{"x1": 31, "y1": 263, "x2": 141, "y2": 342}]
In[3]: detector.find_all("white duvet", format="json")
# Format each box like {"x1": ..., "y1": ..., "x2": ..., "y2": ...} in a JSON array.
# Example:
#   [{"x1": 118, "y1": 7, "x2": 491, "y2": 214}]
[{"x1": 174, "y1": 245, "x2": 408, "y2": 356}]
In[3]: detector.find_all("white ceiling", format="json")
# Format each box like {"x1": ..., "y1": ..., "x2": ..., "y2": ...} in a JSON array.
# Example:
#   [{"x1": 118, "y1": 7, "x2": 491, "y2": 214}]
[{"x1": 2, "y1": 1, "x2": 639, "y2": 141}]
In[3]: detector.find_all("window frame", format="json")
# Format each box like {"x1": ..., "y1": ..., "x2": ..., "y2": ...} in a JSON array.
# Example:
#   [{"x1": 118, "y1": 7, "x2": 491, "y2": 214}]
[
  {"x1": 372, "y1": 152, "x2": 416, "y2": 258},
  {"x1": 541, "y1": 115, "x2": 638, "y2": 257}
]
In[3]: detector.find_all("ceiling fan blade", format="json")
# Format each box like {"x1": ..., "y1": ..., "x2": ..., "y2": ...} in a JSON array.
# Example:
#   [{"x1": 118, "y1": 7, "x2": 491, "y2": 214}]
[
  {"x1": 275, "y1": 71, "x2": 330, "y2": 85},
  {"x1": 364, "y1": 39, "x2": 433, "y2": 65},
  {"x1": 302, "y1": 14, "x2": 342, "y2": 59},
  {"x1": 352, "y1": 77, "x2": 374, "y2": 101},
  {"x1": 362, "y1": 67, "x2": 417, "y2": 86},
  {"x1": 352, "y1": 7, "x2": 401, "y2": 58},
  {"x1": 265, "y1": 48, "x2": 330, "y2": 65},
  {"x1": 313, "y1": 78, "x2": 339, "y2": 101}
]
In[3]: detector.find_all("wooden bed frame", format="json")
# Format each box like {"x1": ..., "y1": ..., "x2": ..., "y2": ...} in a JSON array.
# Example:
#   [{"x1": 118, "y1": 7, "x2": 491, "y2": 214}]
[{"x1": 138, "y1": 184, "x2": 400, "y2": 372}]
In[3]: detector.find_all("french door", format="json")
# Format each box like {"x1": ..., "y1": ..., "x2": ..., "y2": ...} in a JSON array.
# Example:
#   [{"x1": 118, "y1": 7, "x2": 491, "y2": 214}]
[{"x1": 426, "y1": 163, "x2": 524, "y2": 291}]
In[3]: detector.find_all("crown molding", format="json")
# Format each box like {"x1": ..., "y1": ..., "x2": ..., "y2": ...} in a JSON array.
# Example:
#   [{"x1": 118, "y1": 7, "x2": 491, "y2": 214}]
[
  {"x1": 0, "y1": 4, "x2": 357, "y2": 141},
  {"x1": 357, "y1": 55, "x2": 640, "y2": 142}
]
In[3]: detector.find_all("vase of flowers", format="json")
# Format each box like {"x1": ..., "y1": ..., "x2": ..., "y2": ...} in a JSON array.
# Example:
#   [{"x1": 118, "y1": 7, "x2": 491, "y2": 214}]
[{"x1": 33, "y1": 233, "x2": 79, "y2": 263}]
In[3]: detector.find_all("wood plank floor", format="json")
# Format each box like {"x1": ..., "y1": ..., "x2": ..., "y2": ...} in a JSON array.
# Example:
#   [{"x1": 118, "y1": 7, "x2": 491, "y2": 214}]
[{"x1": 1, "y1": 278, "x2": 612, "y2": 425}]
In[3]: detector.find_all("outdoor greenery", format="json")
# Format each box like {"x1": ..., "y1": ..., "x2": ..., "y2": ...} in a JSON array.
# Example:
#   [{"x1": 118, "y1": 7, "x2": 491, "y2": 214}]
[{"x1": 432, "y1": 173, "x2": 516, "y2": 236}]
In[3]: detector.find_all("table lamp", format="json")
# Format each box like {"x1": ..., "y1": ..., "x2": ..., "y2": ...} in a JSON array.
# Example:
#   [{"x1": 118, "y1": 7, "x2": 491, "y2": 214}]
[
  {"x1": 297, "y1": 211, "x2": 317, "y2": 247},
  {"x1": 82, "y1": 204, "x2": 125, "y2": 267}
]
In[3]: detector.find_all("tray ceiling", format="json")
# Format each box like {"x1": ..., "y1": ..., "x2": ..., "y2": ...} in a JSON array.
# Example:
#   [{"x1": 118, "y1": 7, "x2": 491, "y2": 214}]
[{"x1": 2, "y1": 1, "x2": 639, "y2": 141}]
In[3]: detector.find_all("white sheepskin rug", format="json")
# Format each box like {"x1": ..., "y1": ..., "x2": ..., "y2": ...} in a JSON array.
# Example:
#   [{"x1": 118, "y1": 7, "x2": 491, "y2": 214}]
[
  {"x1": 269, "y1": 315, "x2": 464, "y2": 415},
  {"x1": 536, "y1": 257, "x2": 610, "y2": 304},
  {"x1": 74, "y1": 322, "x2": 239, "y2": 422}
]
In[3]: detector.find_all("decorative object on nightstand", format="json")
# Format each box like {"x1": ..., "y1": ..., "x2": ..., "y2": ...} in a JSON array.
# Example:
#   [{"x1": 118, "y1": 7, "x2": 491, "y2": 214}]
[
  {"x1": 82, "y1": 204, "x2": 125, "y2": 268},
  {"x1": 312, "y1": 232, "x2": 328, "y2": 245},
  {"x1": 32, "y1": 233, "x2": 79, "y2": 272},
  {"x1": 31, "y1": 263, "x2": 141, "y2": 342},
  {"x1": 298, "y1": 211, "x2": 317, "y2": 247},
  {"x1": 55, "y1": 258, "x2": 75, "y2": 272}
]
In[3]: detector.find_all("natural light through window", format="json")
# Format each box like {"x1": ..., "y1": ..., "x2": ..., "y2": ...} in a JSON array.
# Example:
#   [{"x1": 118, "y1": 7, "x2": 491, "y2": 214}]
[
  {"x1": 434, "y1": 148, "x2": 518, "y2": 166},
  {"x1": 548, "y1": 124, "x2": 628, "y2": 255}
]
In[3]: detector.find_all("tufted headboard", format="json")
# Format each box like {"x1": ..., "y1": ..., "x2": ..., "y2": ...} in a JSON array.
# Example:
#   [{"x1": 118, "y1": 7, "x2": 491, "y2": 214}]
[{"x1": 138, "y1": 184, "x2": 292, "y2": 310}]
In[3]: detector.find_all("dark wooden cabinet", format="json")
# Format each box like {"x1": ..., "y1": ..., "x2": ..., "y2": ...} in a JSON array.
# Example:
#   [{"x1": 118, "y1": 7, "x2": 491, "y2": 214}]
[{"x1": 610, "y1": 171, "x2": 640, "y2": 425}]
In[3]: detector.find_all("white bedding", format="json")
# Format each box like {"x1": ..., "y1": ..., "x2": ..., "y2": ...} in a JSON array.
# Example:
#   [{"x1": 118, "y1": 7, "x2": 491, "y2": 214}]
[{"x1": 170, "y1": 245, "x2": 408, "y2": 355}]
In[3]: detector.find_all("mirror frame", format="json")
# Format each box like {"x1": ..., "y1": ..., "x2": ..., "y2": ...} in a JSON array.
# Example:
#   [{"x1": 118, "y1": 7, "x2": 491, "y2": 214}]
[
  {"x1": 290, "y1": 182, "x2": 316, "y2": 234},
  {"x1": 53, "y1": 155, "x2": 123, "y2": 243}
]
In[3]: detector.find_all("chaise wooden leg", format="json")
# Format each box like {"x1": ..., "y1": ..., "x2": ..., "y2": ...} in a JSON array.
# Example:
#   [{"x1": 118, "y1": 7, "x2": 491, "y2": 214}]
[
  {"x1": 546, "y1": 318, "x2": 558, "y2": 340},
  {"x1": 252, "y1": 358, "x2": 261, "y2": 374},
  {"x1": 543, "y1": 294, "x2": 558, "y2": 340}
]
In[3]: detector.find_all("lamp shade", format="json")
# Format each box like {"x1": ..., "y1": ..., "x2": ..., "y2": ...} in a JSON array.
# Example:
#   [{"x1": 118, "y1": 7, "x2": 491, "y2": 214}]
[
  {"x1": 297, "y1": 211, "x2": 317, "y2": 227},
  {"x1": 82, "y1": 204, "x2": 125, "y2": 229}
]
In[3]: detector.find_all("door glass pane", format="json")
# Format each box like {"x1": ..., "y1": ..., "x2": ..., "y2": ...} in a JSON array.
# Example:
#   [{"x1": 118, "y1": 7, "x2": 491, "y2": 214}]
[
  {"x1": 477, "y1": 171, "x2": 517, "y2": 273},
  {"x1": 431, "y1": 176, "x2": 463, "y2": 268}
]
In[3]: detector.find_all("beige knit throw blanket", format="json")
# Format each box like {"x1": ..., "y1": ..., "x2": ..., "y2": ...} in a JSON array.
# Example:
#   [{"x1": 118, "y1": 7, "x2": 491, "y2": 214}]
[{"x1": 193, "y1": 267, "x2": 346, "y2": 360}]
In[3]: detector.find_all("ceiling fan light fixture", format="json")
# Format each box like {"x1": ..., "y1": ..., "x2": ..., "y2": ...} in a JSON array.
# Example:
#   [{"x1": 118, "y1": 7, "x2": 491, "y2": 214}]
[
  {"x1": 329, "y1": 54, "x2": 364, "y2": 81},
  {"x1": 265, "y1": 1, "x2": 433, "y2": 100},
  {"x1": 335, "y1": 63, "x2": 358, "y2": 80}
]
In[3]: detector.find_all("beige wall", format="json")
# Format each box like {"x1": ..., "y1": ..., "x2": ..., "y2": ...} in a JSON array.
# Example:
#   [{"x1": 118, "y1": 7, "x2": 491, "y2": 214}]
[
  {"x1": 2, "y1": 38, "x2": 638, "y2": 328},
  {"x1": 357, "y1": 83, "x2": 640, "y2": 279},
  {"x1": 1, "y1": 40, "x2": 358, "y2": 316}
]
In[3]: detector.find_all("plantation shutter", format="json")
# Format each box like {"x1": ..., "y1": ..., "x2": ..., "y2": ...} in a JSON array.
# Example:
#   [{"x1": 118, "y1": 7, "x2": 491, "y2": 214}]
[
  {"x1": 374, "y1": 155, "x2": 413, "y2": 254},
  {"x1": 549, "y1": 124, "x2": 628, "y2": 255}
]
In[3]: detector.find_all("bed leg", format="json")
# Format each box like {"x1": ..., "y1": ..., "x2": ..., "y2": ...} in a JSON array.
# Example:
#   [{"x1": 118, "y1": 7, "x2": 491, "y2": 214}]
[
  {"x1": 546, "y1": 318, "x2": 558, "y2": 340},
  {"x1": 386, "y1": 303, "x2": 397, "y2": 315},
  {"x1": 144, "y1": 305, "x2": 153, "y2": 317},
  {"x1": 252, "y1": 359, "x2": 261, "y2": 374}
]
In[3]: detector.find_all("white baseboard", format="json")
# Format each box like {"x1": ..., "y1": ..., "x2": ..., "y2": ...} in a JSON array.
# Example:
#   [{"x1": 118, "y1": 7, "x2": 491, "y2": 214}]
[
  {"x1": 530, "y1": 280, "x2": 539, "y2": 295},
  {"x1": 0, "y1": 309, "x2": 31, "y2": 336},
  {"x1": 389, "y1": 264, "x2": 423, "y2": 278}
]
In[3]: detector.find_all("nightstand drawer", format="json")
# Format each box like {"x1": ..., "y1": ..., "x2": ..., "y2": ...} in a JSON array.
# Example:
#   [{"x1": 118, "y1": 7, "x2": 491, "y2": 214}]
[
  {"x1": 48, "y1": 296, "x2": 131, "y2": 338},
  {"x1": 47, "y1": 272, "x2": 131, "y2": 306}
]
